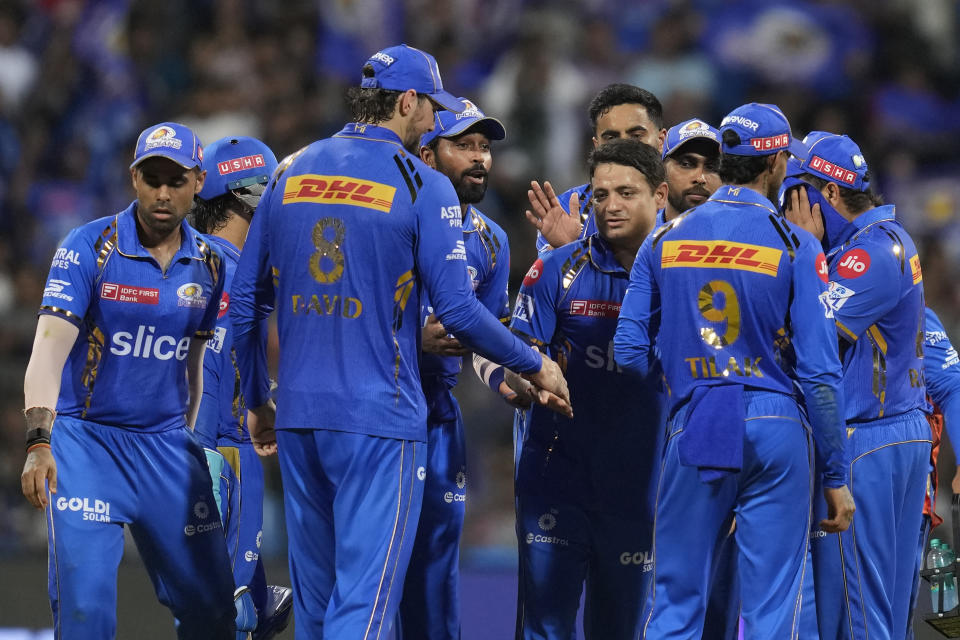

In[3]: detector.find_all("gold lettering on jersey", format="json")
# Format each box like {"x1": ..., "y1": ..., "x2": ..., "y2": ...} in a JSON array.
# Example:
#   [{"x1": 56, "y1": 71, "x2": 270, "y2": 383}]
[
  {"x1": 661, "y1": 241, "x2": 782, "y2": 277},
  {"x1": 908, "y1": 368, "x2": 924, "y2": 388},
  {"x1": 910, "y1": 254, "x2": 922, "y2": 285},
  {"x1": 291, "y1": 294, "x2": 363, "y2": 318},
  {"x1": 684, "y1": 356, "x2": 764, "y2": 379},
  {"x1": 283, "y1": 175, "x2": 396, "y2": 213}
]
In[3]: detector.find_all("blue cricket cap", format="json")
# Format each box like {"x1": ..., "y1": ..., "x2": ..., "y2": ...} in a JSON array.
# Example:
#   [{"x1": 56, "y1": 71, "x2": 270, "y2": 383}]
[
  {"x1": 198, "y1": 136, "x2": 278, "y2": 201},
  {"x1": 718, "y1": 103, "x2": 806, "y2": 157},
  {"x1": 131, "y1": 122, "x2": 203, "y2": 170},
  {"x1": 786, "y1": 130, "x2": 832, "y2": 178},
  {"x1": 662, "y1": 118, "x2": 720, "y2": 159},
  {"x1": 360, "y1": 44, "x2": 462, "y2": 113},
  {"x1": 798, "y1": 133, "x2": 870, "y2": 191},
  {"x1": 420, "y1": 97, "x2": 506, "y2": 148}
]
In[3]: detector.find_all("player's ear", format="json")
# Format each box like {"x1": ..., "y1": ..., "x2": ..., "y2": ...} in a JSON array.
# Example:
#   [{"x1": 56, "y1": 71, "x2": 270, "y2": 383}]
[
  {"x1": 194, "y1": 169, "x2": 206, "y2": 195},
  {"x1": 130, "y1": 167, "x2": 138, "y2": 190},
  {"x1": 420, "y1": 145, "x2": 436, "y2": 168},
  {"x1": 398, "y1": 89, "x2": 418, "y2": 117},
  {"x1": 653, "y1": 180, "x2": 668, "y2": 209},
  {"x1": 656, "y1": 128, "x2": 667, "y2": 155},
  {"x1": 824, "y1": 181, "x2": 841, "y2": 207}
]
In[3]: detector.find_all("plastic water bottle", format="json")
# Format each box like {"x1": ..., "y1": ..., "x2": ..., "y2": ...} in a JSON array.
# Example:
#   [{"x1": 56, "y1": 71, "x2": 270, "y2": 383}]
[
  {"x1": 943, "y1": 542, "x2": 959, "y2": 612},
  {"x1": 930, "y1": 539, "x2": 944, "y2": 613}
]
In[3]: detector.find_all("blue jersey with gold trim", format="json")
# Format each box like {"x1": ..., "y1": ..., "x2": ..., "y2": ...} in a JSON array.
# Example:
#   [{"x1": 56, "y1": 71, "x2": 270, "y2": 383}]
[
  {"x1": 196, "y1": 235, "x2": 253, "y2": 447},
  {"x1": 615, "y1": 185, "x2": 847, "y2": 483},
  {"x1": 511, "y1": 233, "x2": 660, "y2": 513},
  {"x1": 421, "y1": 205, "x2": 511, "y2": 388},
  {"x1": 924, "y1": 307, "x2": 960, "y2": 447},
  {"x1": 821, "y1": 205, "x2": 926, "y2": 422},
  {"x1": 230, "y1": 123, "x2": 541, "y2": 442},
  {"x1": 39, "y1": 205, "x2": 225, "y2": 432}
]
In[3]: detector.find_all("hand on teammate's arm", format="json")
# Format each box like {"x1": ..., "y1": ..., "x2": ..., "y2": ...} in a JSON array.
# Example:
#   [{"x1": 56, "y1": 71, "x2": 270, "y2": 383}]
[
  {"x1": 498, "y1": 380, "x2": 533, "y2": 409},
  {"x1": 783, "y1": 186, "x2": 824, "y2": 241},
  {"x1": 525, "y1": 181, "x2": 582, "y2": 250},
  {"x1": 820, "y1": 485, "x2": 856, "y2": 533},
  {"x1": 422, "y1": 314, "x2": 468, "y2": 356},
  {"x1": 519, "y1": 352, "x2": 573, "y2": 418},
  {"x1": 21, "y1": 315, "x2": 78, "y2": 509},
  {"x1": 248, "y1": 400, "x2": 278, "y2": 457}
]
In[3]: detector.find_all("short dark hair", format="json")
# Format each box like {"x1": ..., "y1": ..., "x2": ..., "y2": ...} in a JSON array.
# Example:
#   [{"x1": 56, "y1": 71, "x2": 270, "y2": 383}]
[
  {"x1": 588, "y1": 139, "x2": 665, "y2": 193},
  {"x1": 718, "y1": 130, "x2": 773, "y2": 184},
  {"x1": 345, "y1": 64, "x2": 403, "y2": 124},
  {"x1": 588, "y1": 84, "x2": 663, "y2": 131},
  {"x1": 799, "y1": 173, "x2": 884, "y2": 214}
]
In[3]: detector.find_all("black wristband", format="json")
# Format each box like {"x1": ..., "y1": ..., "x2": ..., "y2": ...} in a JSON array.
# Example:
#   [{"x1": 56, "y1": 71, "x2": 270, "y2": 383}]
[{"x1": 26, "y1": 427, "x2": 52, "y2": 447}]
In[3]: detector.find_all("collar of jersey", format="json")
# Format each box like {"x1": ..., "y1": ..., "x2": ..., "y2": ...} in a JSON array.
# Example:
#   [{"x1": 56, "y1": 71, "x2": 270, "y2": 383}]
[
  {"x1": 706, "y1": 184, "x2": 777, "y2": 215},
  {"x1": 851, "y1": 204, "x2": 896, "y2": 231},
  {"x1": 587, "y1": 234, "x2": 627, "y2": 275},
  {"x1": 334, "y1": 122, "x2": 405, "y2": 147},
  {"x1": 205, "y1": 234, "x2": 241, "y2": 261},
  {"x1": 116, "y1": 203, "x2": 206, "y2": 262},
  {"x1": 462, "y1": 205, "x2": 481, "y2": 233}
]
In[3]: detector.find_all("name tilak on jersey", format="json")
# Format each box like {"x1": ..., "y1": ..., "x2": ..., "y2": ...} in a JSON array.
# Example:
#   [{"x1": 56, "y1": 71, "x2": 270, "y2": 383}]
[
  {"x1": 686, "y1": 355, "x2": 764, "y2": 379},
  {"x1": 110, "y1": 325, "x2": 191, "y2": 360}
]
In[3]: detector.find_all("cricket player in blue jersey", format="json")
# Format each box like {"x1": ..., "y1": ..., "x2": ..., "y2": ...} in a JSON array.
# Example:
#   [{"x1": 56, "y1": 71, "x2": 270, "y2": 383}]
[
  {"x1": 525, "y1": 84, "x2": 666, "y2": 254},
  {"x1": 193, "y1": 135, "x2": 294, "y2": 640},
  {"x1": 393, "y1": 97, "x2": 516, "y2": 640},
  {"x1": 228, "y1": 44, "x2": 570, "y2": 639},
  {"x1": 783, "y1": 133, "x2": 932, "y2": 640},
  {"x1": 509, "y1": 139, "x2": 667, "y2": 639},
  {"x1": 20, "y1": 122, "x2": 236, "y2": 639},
  {"x1": 661, "y1": 118, "x2": 721, "y2": 225},
  {"x1": 614, "y1": 103, "x2": 855, "y2": 639}
]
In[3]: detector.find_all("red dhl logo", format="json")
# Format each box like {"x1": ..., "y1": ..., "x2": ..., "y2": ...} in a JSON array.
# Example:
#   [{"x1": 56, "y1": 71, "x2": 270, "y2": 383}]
[
  {"x1": 283, "y1": 175, "x2": 395, "y2": 212},
  {"x1": 808, "y1": 155, "x2": 856, "y2": 186},
  {"x1": 661, "y1": 240, "x2": 782, "y2": 277},
  {"x1": 910, "y1": 254, "x2": 922, "y2": 285},
  {"x1": 750, "y1": 133, "x2": 789, "y2": 151}
]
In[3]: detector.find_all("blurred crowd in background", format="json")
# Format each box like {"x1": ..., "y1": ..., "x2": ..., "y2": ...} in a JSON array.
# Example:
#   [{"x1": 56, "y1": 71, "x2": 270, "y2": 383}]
[{"x1": 1, "y1": 0, "x2": 959, "y2": 568}]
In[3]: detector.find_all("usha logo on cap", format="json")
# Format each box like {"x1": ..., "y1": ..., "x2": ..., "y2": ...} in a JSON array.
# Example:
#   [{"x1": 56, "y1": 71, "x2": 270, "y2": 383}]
[
  {"x1": 145, "y1": 126, "x2": 183, "y2": 151},
  {"x1": 808, "y1": 155, "x2": 857, "y2": 186},
  {"x1": 750, "y1": 133, "x2": 789, "y2": 152},
  {"x1": 218, "y1": 154, "x2": 266, "y2": 176}
]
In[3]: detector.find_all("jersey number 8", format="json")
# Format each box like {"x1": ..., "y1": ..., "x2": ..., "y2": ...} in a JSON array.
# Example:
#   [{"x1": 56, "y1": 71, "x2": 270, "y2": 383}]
[
  {"x1": 309, "y1": 217, "x2": 345, "y2": 284},
  {"x1": 698, "y1": 280, "x2": 740, "y2": 348}
]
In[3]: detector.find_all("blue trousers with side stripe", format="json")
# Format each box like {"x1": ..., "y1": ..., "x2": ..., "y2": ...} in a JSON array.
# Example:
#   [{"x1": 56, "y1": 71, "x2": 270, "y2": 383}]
[{"x1": 276, "y1": 428, "x2": 424, "y2": 640}]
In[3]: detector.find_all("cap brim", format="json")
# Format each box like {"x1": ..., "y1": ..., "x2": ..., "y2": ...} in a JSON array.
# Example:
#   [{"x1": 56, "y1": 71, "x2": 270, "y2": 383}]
[
  {"x1": 787, "y1": 138, "x2": 809, "y2": 160},
  {"x1": 130, "y1": 152, "x2": 198, "y2": 171},
  {"x1": 426, "y1": 90, "x2": 465, "y2": 113},
  {"x1": 443, "y1": 116, "x2": 506, "y2": 141},
  {"x1": 663, "y1": 134, "x2": 720, "y2": 159}
]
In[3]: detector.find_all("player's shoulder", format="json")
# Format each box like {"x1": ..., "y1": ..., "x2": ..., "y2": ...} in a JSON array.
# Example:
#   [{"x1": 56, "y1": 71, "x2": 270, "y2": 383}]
[
  {"x1": 469, "y1": 206, "x2": 508, "y2": 240},
  {"x1": 557, "y1": 182, "x2": 591, "y2": 214}
]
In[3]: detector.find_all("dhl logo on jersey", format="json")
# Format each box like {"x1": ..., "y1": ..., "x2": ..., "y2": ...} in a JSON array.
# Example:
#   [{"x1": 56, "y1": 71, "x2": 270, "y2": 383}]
[
  {"x1": 661, "y1": 241, "x2": 782, "y2": 277},
  {"x1": 283, "y1": 175, "x2": 395, "y2": 213},
  {"x1": 910, "y1": 254, "x2": 922, "y2": 285}
]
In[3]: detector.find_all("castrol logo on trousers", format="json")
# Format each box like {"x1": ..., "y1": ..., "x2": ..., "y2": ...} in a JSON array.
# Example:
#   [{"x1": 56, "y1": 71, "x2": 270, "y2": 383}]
[{"x1": 836, "y1": 249, "x2": 870, "y2": 279}]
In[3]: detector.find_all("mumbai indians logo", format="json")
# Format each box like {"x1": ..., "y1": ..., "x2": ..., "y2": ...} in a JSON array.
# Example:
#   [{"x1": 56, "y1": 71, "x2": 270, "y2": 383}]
[
  {"x1": 661, "y1": 241, "x2": 782, "y2": 277},
  {"x1": 177, "y1": 282, "x2": 208, "y2": 308},
  {"x1": 455, "y1": 100, "x2": 483, "y2": 120},
  {"x1": 679, "y1": 120, "x2": 716, "y2": 141},
  {"x1": 144, "y1": 126, "x2": 182, "y2": 151},
  {"x1": 283, "y1": 175, "x2": 395, "y2": 213}
]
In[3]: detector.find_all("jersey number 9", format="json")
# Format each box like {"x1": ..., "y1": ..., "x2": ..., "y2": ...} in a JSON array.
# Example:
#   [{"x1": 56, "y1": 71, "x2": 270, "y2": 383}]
[{"x1": 698, "y1": 280, "x2": 740, "y2": 348}]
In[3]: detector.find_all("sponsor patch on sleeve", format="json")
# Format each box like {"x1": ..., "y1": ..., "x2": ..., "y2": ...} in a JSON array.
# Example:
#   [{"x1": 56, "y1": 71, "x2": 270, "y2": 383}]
[
  {"x1": 523, "y1": 259, "x2": 544, "y2": 287},
  {"x1": 815, "y1": 252, "x2": 828, "y2": 283},
  {"x1": 836, "y1": 248, "x2": 870, "y2": 279},
  {"x1": 818, "y1": 281, "x2": 855, "y2": 319},
  {"x1": 513, "y1": 292, "x2": 534, "y2": 323},
  {"x1": 910, "y1": 254, "x2": 922, "y2": 285}
]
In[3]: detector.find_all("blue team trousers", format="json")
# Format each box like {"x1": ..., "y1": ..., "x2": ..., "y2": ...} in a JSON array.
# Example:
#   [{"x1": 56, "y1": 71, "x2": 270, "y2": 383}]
[
  {"x1": 806, "y1": 409, "x2": 931, "y2": 640},
  {"x1": 216, "y1": 441, "x2": 268, "y2": 616},
  {"x1": 276, "y1": 428, "x2": 424, "y2": 640},
  {"x1": 47, "y1": 416, "x2": 236, "y2": 640},
  {"x1": 514, "y1": 490, "x2": 653, "y2": 640},
  {"x1": 397, "y1": 396, "x2": 467, "y2": 640},
  {"x1": 642, "y1": 391, "x2": 812, "y2": 640}
]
